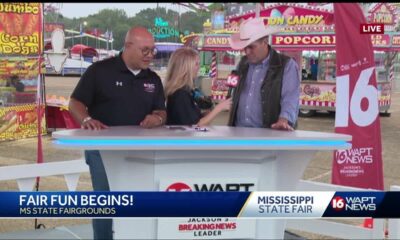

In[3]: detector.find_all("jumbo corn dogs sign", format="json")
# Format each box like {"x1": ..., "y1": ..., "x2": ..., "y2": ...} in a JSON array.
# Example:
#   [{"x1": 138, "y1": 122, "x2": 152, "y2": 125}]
[
  {"x1": 0, "y1": 3, "x2": 44, "y2": 141},
  {"x1": 0, "y1": 3, "x2": 42, "y2": 56}
]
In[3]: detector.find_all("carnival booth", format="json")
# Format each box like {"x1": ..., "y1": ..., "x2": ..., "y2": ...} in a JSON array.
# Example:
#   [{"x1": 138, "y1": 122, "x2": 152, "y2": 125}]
[
  {"x1": 0, "y1": 3, "x2": 46, "y2": 141},
  {"x1": 227, "y1": 3, "x2": 397, "y2": 116},
  {"x1": 185, "y1": 3, "x2": 397, "y2": 114},
  {"x1": 183, "y1": 20, "x2": 238, "y2": 101}
]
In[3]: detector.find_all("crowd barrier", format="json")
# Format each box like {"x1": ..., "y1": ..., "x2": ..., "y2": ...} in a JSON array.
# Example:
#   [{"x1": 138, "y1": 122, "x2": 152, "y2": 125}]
[{"x1": 0, "y1": 159, "x2": 87, "y2": 191}]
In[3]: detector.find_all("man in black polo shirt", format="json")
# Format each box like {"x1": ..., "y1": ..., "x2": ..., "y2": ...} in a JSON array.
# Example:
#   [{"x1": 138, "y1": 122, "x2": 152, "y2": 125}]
[{"x1": 69, "y1": 27, "x2": 166, "y2": 240}]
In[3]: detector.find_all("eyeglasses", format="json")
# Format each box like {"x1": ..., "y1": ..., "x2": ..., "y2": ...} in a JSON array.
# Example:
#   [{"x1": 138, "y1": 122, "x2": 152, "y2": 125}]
[
  {"x1": 125, "y1": 42, "x2": 158, "y2": 56},
  {"x1": 140, "y1": 47, "x2": 158, "y2": 56}
]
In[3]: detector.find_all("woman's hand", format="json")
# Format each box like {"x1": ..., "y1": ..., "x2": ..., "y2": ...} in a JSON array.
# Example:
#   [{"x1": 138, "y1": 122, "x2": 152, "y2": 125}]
[{"x1": 215, "y1": 98, "x2": 232, "y2": 112}]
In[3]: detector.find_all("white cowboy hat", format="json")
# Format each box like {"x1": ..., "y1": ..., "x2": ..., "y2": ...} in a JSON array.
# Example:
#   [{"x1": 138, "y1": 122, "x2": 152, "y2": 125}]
[{"x1": 229, "y1": 18, "x2": 281, "y2": 50}]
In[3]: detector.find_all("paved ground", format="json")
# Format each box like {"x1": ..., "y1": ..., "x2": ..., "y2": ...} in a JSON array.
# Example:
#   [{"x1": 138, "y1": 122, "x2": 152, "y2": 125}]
[{"x1": 1, "y1": 75, "x2": 399, "y2": 238}]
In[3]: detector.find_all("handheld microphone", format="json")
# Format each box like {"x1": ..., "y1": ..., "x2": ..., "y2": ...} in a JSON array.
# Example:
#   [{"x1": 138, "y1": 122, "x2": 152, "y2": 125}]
[{"x1": 226, "y1": 70, "x2": 239, "y2": 98}]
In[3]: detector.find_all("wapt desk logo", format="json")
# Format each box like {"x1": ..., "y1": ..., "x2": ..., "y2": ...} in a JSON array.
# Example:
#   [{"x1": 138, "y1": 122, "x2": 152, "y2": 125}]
[
  {"x1": 165, "y1": 181, "x2": 255, "y2": 192},
  {"x1": 166, "y1": 182, "x2": 192, "y2": 192},
  {"x1": 331, "y1": 195, "x2": 376, "y2": 212}
]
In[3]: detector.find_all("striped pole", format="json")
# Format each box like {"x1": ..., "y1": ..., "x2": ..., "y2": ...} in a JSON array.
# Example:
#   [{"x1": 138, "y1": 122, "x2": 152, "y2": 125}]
[
  {"x1": 389, "y1": 61, "x2": 394, "y2": 105},
  {"x1": 389, "y1": 62, "x2": 394, "y2": 83},
  {"x1": 210, "y1": 52, "x2": 222, "y2": 100},
  {"x1": 210, "y1": 51, "x2": 217, "y2": 79}
]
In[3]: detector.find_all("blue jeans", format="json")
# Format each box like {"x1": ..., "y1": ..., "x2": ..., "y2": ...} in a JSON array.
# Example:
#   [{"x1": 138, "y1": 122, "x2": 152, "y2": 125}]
[{"x1": 85, "y1": 150, "x2": 113, "y2": 240}]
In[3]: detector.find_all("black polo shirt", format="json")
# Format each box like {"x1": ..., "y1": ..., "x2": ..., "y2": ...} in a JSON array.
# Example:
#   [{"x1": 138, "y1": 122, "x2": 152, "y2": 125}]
[
  {"x1": 166, "y1": 87, "x2": 201, "y2": 125},
  {"x1": 71, "y1": 53, "x2": 166, "y2": 126}
]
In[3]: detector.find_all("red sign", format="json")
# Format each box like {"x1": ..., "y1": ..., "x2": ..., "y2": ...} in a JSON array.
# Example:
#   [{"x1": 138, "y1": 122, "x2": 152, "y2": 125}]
[
  {"x1": 273, "y1": 34, "x2": 335, "y2": 46},
  {"x1": 332, "y1": 3, "x2": 383, "y2": 190},
  {"x1": 360, "y1": 24, "x2": 384, "y2": 34},
  {"x1": 370, "y1": 34, "x2": 390, "y2": 46},
  {"x1": 272, "y1": 33, "x2": 392, "y2": 50},
  {"x1": 228, "y1": 4, "x2": 334, "y2": 26},
  {"x1": 204, "y1": 35, "x2": 230, "y2": 48}
]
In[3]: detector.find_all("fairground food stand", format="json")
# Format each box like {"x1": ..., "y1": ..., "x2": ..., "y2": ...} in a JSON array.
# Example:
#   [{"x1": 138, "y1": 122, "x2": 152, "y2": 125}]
[
  {"x1": 184, "y1": 32, "x2": 238, "y2": 100},
  {"x1": 187, "y1": 3, "x2": 397, "y2": 116},
  {"x1": 182, "y1": 18, "x2": 239, "y2": 101},
  {"x1": 0, "y1": 3, "x2": 47, "y2": 141}
]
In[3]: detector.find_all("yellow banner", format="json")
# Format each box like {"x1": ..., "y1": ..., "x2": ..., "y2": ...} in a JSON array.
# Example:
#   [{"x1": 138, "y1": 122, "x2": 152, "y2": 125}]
[
  {"x1": 0, "y1": 3, "x2": 42, "y2": 56},
  {"x1": 0, "y1": 58, "x2": 39, "y2": 79},
  {"x1": 0, "y1": 104, "x2": 46, "y2": 141},
  {"x1": 0, "y1": 3, "x2": 44, "y2": 141}
]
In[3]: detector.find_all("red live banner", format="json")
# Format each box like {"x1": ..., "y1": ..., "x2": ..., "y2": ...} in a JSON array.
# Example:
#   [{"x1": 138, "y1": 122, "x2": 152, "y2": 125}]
[
  {"x1": 359, "y1": 23, "x2": 384, "y2": 34},
  {"x1": 332, "y1": 4, "x2": 383, "y2": 190}
]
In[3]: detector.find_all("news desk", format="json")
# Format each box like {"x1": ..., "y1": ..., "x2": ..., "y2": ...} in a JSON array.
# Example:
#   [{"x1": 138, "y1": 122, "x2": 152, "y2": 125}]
[{"x1": 52, "y1": 126, "x2": 351, "y2": 239}]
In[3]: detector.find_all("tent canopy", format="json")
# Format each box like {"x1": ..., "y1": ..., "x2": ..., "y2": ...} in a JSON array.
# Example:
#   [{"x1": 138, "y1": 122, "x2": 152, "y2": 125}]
[{"x1": 70, "y1": 44, "x2": 98, "y2": 57}]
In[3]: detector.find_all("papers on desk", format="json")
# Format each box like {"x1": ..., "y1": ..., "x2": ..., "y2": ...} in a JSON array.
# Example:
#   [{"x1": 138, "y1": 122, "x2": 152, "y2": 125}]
[{"x1": 165, "y1": 125, "x2": 209, "y2": 132}]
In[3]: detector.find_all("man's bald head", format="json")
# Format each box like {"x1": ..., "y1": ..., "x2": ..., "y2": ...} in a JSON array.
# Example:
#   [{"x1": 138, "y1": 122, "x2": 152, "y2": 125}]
[
  {"x1": 122, "y1": 26, "x2": 156, "y2": 70},
  {"x1": 125, "y1": 27, "x2": 154, "y2": 43}
]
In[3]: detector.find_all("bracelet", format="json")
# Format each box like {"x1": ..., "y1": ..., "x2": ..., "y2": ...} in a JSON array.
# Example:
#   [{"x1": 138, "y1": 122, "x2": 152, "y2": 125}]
[{"x1": 81, "y1": 116, "x2": 92, "y2": 125}]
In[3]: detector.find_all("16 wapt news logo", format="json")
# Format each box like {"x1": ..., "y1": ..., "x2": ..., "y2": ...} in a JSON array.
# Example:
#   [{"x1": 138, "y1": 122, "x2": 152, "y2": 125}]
[{"x1": 331, "y1": 195, "x2": 376, "y2": 212}]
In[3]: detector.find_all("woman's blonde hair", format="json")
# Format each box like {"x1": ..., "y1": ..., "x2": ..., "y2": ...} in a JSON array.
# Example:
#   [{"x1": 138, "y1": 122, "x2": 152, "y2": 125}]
[{"x1": 164, "y1": 47, "x2": 199, "y2": 97}]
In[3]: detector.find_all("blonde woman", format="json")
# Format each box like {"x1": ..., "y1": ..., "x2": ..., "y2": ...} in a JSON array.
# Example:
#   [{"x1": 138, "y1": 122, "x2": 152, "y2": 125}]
[{"x1": 165, "y1": 48, "x2": 231, "y2": 126}]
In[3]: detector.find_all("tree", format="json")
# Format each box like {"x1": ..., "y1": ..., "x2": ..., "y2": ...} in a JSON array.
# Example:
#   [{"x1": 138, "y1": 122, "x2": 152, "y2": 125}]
[
  {"x1": 131, "y1": 7, "x2": 210, "y2": 42},
  {"x1": 43, "y1": 12, "x2": 63, "y2": 23},
  {"x1": 132, "y1": 8, "x2": 182, "y2": 42},
  {"x1": 86, "y1": 9, "x2": 129, "y2": 50},
  {"x1": 207, "y1": 3, "x2": 225, "y2": 12},
  {"x1": 44, "y1": 6, "x2": 211, "y2": 49},
  {"x1": 133, "y1": 8, "x2": 174, "y2": 29},
  {"x1": 180, "y1": 11, "x2": 209, "y2": 35}
]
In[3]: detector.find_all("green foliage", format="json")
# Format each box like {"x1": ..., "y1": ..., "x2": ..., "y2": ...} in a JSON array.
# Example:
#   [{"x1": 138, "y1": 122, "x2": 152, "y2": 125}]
[
  {"x1": 45, "y1": 6, "x2": 210, "y2": 50},
  {"x1": 43, "y1": 12, "x2": 63, "y2": 23},
  {"x1": 207, "y1": 3, "x2": 225, "y2": 12},
  {"x1": 180, "y1": 11, "x2": 209, "y2": 35}
]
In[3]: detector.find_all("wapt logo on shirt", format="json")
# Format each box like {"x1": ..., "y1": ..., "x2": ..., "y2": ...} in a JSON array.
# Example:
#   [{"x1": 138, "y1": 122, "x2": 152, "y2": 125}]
[{"x1": 144, "y1": 83, "x2": 155, "y2": 93}]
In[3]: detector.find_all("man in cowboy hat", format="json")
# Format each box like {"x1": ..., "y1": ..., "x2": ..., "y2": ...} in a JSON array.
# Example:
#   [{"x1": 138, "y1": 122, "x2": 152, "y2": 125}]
[{"x1": 228, "y1": 17, "x2": 300, "y2": 131}]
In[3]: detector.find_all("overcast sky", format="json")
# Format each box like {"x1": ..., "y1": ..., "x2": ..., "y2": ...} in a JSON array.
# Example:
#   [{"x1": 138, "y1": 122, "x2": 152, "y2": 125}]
[{"x1": 55, "y1": 3, "x2": 190, "y2": 18}]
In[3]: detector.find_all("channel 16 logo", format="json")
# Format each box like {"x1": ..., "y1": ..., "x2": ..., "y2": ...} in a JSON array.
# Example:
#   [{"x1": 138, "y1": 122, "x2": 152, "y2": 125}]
[{"x1": 331, "y1": 196, "x2": 376, "y2": 211}]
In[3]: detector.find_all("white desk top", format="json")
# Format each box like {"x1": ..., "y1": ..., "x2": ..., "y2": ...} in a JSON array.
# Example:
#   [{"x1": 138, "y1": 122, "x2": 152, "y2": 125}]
[{"x1": 52, "y1": 125, "x2": 351, "y2": 150}]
